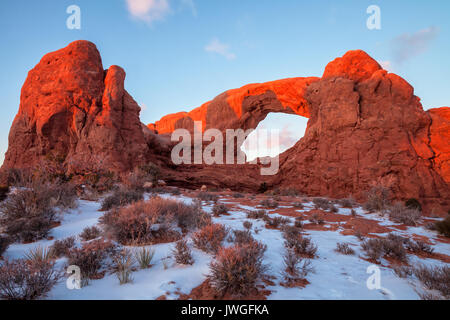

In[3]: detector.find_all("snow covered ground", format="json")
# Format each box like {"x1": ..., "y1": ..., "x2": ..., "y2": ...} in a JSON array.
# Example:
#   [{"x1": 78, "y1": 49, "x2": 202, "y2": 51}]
[{"x1": 2, "y1": 192, "x2": 449, "y2": 300}]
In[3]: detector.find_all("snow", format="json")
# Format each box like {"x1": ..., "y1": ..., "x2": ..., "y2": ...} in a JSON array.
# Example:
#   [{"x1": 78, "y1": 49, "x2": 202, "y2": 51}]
[{"x1": 2, "y1": 192, "x2": 449, "y2": 300}]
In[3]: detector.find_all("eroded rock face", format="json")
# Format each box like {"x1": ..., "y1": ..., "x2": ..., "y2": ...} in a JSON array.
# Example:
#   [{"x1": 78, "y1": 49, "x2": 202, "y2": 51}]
[
  {"x1": 276, "y1": 51, "x2": 449, "y2": 212},
  {"x1": 428, "y1": 107, "x2": 450, "y2": 184},
  {"x1": 2, "y1": 41, "x2": 149, "y2": 173},
  {"x1": 149, "y1": 50, "x2": 449, "y2": 213},
  {"x1": 148, "y1": 77, "x2": 318, "y2": 133}
]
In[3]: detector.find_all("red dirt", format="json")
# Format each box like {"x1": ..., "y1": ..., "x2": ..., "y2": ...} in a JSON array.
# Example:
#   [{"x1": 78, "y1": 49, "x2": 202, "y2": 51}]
[{"x1": 178, "y1": 279, "x2": 271, "y2": 300}]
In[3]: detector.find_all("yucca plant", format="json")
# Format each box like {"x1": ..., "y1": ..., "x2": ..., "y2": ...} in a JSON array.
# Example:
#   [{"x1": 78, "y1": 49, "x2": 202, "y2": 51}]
[
  {"x1": 24, "y1": 245, "x2": 55, "y2": 263},
  {"x1": 113, "y1": 249, "x2": 135, "y2": 285},
  {"x1": 134, "y1": 247, "x2": 155, "y2": 269}
]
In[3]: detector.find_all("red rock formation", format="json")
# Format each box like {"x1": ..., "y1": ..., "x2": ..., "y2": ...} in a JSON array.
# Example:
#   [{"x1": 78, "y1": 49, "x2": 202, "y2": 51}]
[
  {"x1": 428, "y1": 107, "x2": 450, "y2": 183},
  {"x1": 2, "y1": 41, "x2": 150, "y2": 173},
  {"x1": 276, "y1": 51, "x2": 449, "y2": 212},
  {"x1": 2, "y1": 42, "x2": 448, "y2": 213},
  {"x1": 149, "y1": 50, "x2": 449, "y2": 213},
  {"x1": 148, "y1": 77, "x2": 318, "y2": 133}
]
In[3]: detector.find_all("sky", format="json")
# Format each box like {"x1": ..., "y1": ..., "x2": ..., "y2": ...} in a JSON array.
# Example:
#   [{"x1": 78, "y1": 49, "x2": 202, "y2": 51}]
[{"x1": 1, "y1": 0, "x2": 449, "y2": 165}]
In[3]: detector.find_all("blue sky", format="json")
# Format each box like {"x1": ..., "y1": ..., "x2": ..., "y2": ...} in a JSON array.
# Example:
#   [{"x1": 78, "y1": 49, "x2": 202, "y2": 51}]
[{"x1": 1, "y1": 0, "x2": 449, "y2": 165}]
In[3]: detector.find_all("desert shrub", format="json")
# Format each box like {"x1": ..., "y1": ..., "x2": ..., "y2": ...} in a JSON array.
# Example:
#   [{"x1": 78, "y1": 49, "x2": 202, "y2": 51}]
[
  {"x1": 0, "y1": 235, "x2": 10, "y2": 257},
  {"x1": 294, "y1": 218, "x2": 304, "y2": 229},
  {"x1": 243, "y1": 221, "x2": 252, "y2": 230},
  {"x1": 361, "y1": 238, "x2": 384, "y2": 261},
  {"x1": 208, "y1": 241, "x2": 267, "y2": 297},
  {"x1": 149, "y1": 186, "x2": 171, "y2": 194},
  {"x1": 280, "y1": 188, "x2": 300, "y2": 197},
  {"x1": 393, "y1": 265, "x2": 413, "y2": 278},
  {"x1": 232, "y1": 229, "x2": 254, "y2": 245},
  {"x1": 310, "y1": 213, "x2": 324, "y2": 225},
  {"x1": 282, "y1": 225, "x2": 300, "y2": 248},
  {"x1": 52, "y1": 182, "x2": 78, "y2": 210},
  {"x1": 0, "y1": 259, "x2": 60, "y2": 300},
  {"x1": 50, "y1": 236, "x2": 76, "y2": 258},
  {"x1": 247, "y1": 210, "x2": 268, "y2": 220},
  {"x1": 113, "y1": 249, "x2": 135, "y2": 285},
  {"x1": 283, "y1": 229, "x2": 317, "y2": 258},
  {"x1": 434, "y1": 216, "x2": 450, "y2": 237},
  {"x1": 0, "y1": 187, "x2": 58, "y2": 242},
  {"x1": 338, "y1": 197, "x2": 356, "y2": 208},
  {"x1": 79, "y1": 226, "x2": 102, "y2": 241},
  {"x1": 138, "y1": 163, "x2": 161, "y2": 184},
  {"x1": 197, "y1": 192, "x2": 218, "y2": 203},
  {"x1": 293, "y1": 237, "x2": 317, "y2": 258},
  {"x1": 335, "y1": 242, "x2": 355, "y2": 255},
  {"x1": 282, "y1": 249, "x2": 313, "y2": 282},
  {"x1": 413, "y1": 264, "x2": 450, "y2": 298},
  {"x1": 406, "y1": 240, "x2": 434, "y2": 254},
  {"x1": 100, "y1": 188, "x2": 144, "y2": 211},
  {"x1": 259, "y1": 199, "x2": 279, "y2": 209},
  {"x1": 24, "y1": 246, "x2": 55, "y2": 263},
  {"x1": 388, "y1": 202, "x2": 421, "y2": 226},
  {"x1": 169, "y1": 187, "x2": 181, "y2": 196},
  {"x1": 364, "y1": 186, "x2": 390, "y2": 212},
  {"x1": 354, "y1": 230, "x2": 365, "y2": 241},
  {"x1": 172, "y1": 239, "x2": 194, "y2": 265},
  {"x1": 272, "y1": 194, "x2": 281, "y2": 202},
  {"x1": 0, "y1": 168, "x2": 28, "y2": 186},
  {"x1": 293, "y1": 202, "x2": 304, "y2": 209},
  {"x1": 405, "y1": 198, "x2": 422, "y2": 212},
  {"x1": 329, "y1": 205, "x2": 338, "y2": 213},
  {"x1": 313, "y1": 198, "x2": 330, "y2": 210},
  {"x1": 101, "y1": 197, "x2": 208, "y2": 245},
  {"x1": 193, "y1": 223, "x2": 228, "y2": 254},
  {"x1": 67, "y1": 239, "x2": 118, "y2": 280},
  {"x1": 267, "y1": 216, "x2": 290, "y2": 228},
  {"x1": 233, "y1": 193, "x2": 244, "y2": 198},
  {"x1": 134, "y1": 247, "x2": 155, "y2": 269},
  {"x1": 176, "y1": 199, "x2": 211, "y2": 230},
  {"x1": 79, "y1": 185, "x2": 101, "y2": 201},
  {"x1": 361, "y1": 234, "x2": 408, "y2": 262},
  {"x1": 258, "y1": 182, "x2": 268, "y2": 194},
  {"x1": 121, "y1": 168, "x2": 146, "y2": 191},
  {"x1": 0, "y1": 185, "x2": 10, "y2": 202},
  {"x1": 212, "y1": 203, "x2": 228, "y2": 217},
  {"x1": 271, "y1": 187, "x2": 299, "y2": 197}
]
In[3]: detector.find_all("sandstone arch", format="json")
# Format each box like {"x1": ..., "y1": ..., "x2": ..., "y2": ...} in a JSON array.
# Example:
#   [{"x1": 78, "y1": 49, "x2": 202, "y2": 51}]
[{"x1": 1, "y1": 42, "x2": 448, "y2": 213}]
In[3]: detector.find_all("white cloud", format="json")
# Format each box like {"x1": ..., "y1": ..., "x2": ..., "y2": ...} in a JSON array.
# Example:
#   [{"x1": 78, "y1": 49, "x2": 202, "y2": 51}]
[
  {"x1": 180, "y1": 0, "x2": 197, "y2": 17},
  {"x1": 205, "y1": 38, "x2": 236, "y2": 60},
  {"x1": 379, "y1": 60, "x2": 393, "y2": 72},
  {"x1": 391, "y1": 27, "x2": 439, "y2": 64},
  {"x1": 126, "y1": 0, "x2": 170, "y2": 23},
  {"x1": 140, "y1": 103, "x2": 148, "y2": 112}
]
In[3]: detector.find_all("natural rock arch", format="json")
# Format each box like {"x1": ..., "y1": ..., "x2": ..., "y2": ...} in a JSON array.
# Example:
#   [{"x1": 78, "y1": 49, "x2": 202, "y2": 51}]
[{"x1": 1, "y1": 42, "x2": 448, "y2": 213}]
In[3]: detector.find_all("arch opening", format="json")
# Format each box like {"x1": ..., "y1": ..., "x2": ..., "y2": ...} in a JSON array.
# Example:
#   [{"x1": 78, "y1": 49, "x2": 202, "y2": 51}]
[{"x1": 241, "y1": 113, "x2": 308, "y2": 162}]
